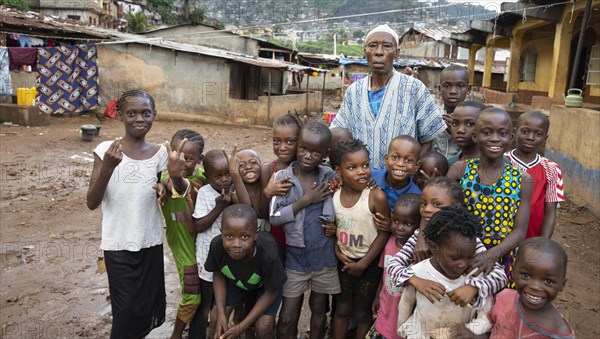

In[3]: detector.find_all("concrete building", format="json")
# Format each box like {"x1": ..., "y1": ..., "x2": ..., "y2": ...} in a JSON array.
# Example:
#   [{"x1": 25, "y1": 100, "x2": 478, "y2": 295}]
[
  {"x1": 296, "y1": 53, "x2": 341, "y2": 92},
  {"x1": 97, "y1": 39, "x2": 323, "y2": 126},
  {"x1": 141, "y1": 23, "x2": 295, "y2": 61},
  {"x1": 1, "y1": 8, "x2": 323, "y2": 126},
  {"x1": 399, "y1": 27, "x2": 466, "y2": 59},
  {"x1": 449, "y1": 0, "x2": 600, "y2": 215},
  {"x1": 450, "y1": 0, "x2": 600, "y2": 107},
  {"x1": 23, "y1": 0, "x2": 121, "y2": 29}
]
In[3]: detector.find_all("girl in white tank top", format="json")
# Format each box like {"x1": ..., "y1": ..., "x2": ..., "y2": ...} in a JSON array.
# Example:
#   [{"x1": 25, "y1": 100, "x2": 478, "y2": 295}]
[{"x1": 329, "y1": 139, "x2": 391, "y2": 338}]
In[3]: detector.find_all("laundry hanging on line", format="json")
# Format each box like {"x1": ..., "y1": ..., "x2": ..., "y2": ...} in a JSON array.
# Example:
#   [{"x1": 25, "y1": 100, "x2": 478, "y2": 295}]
[
  {"x1": 30, "y1": 37, "x2": 45, "y2": 47},
  {"x1": 0, "y1": 47, "x2": 13, "y2": 96},
  {"x1": 37, "y1": 44, "x2": 100, "y2": 115},
  {"x1": 8, "y1": 47, "x2": 38, "y2": 71}
]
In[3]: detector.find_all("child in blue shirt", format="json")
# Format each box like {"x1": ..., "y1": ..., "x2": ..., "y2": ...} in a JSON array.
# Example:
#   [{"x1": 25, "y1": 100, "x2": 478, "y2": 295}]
[{"x1": 371, "y1": 135, "x2": 422, "y2": 211}]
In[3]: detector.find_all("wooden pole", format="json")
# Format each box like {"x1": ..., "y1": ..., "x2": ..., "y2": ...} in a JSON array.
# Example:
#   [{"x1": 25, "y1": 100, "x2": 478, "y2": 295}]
[
  {"x1": 305, "y1": 72, "x2": 310, "y2": 114},
  {"x1": 267, "y1": 71, "x2": 272, "y2": 123},
  {"x1": 321, "y1": 72, "x2": 326, "y2": 113}
]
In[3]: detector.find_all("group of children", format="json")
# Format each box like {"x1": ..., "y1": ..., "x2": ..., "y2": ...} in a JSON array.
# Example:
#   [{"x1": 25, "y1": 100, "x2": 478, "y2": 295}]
[{"x1": 89, "y1": 77, "x2": 572, "y2": 339}]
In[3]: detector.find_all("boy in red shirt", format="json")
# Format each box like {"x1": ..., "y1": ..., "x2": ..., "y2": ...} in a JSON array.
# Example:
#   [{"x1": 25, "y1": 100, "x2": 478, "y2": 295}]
[{"x1": 505, "y1": 111, "x2": 564, "y2": 238}]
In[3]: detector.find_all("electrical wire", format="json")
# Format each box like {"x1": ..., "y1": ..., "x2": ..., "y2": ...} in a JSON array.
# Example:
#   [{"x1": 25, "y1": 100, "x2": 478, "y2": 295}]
[{"x1": 153, "y1": 1, "x2": 572, "y2": 42}]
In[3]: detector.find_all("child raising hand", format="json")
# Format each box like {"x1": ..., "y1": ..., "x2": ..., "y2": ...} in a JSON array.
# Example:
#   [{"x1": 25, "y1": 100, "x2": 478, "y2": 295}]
[
  {"x1": 160, "y1": 130, "x2": 207, "y2": 338},
  {"x1": 87, "y1": 89, "x2": 168, "y2": 338}
]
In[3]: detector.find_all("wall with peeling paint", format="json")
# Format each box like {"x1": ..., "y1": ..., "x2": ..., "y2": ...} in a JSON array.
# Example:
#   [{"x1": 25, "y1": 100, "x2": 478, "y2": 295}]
[
  {"x1": 97, "y1": 43, "x2": 323, "y2": 126},
  {"x1": 99, "y1": 43, "x2": 230, "y2": 119},
  {"x1": 547, "y1": 105, "x2": 600, "y2": 215}
]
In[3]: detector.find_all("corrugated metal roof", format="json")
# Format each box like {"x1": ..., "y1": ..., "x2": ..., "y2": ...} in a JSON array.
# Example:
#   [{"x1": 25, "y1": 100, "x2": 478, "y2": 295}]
[
  {"x1": 0, "y1": 8, "x2": 323, "y2": 72},
  {"x1": 339, "y1": 57, "x2": 504, "y2": 74},
  {"x1": 101, "y1": 38, "x2": 324, "y2": 71},
  {"x1": 339, "y1": 57, "x2": 450, "y2": 69},
  {"x1": 0, "y1": 8, "x2": 111, "y2": 40},
  {"x1": 0, "y1": 8, "x2": 309, "y2": 71},
  {"x1": 141, "y1": 23, "x2": 296, "y2": 53},
  {"x1": 142, "y1": 22, "x2": 223, "y2": 34},
  {"x1": 406, "y1": 27, "x2": 466, "y2": 42},
  {"x1": 297, "y1": 52, "x2": 340, "y2": 62}
]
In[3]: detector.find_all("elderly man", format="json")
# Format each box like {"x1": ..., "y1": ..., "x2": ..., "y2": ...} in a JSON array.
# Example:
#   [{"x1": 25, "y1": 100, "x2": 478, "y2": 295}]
[{"x1": 331, "y1": 24, "x2": 445, "y2": 169}]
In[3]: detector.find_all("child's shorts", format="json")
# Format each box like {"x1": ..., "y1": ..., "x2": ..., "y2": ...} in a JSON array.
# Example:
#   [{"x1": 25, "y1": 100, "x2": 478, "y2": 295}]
[
  {"x1": 335, "y1": 258, "x2": 382, "y2": 307},
  {"x1": 225, "y1": 279, "x2": 282, "y2": 317},
  {"x1": 283, "y1": 266, "x2": 341, "y2": 298}
]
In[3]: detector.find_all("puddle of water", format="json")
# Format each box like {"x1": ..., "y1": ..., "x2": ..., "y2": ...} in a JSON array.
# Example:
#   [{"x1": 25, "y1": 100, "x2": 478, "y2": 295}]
[{"x1": 69, "y1": 153, "x2": 94, "y2": 162}]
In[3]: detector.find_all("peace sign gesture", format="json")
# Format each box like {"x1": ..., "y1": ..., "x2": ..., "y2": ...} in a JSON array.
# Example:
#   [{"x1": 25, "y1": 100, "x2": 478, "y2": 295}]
[
  {"x1": 421, "y1": 167, "x2": 440, "y2": 181},
  {"x1": 416, "y1": 167, "x2": 441, "y2": 188},
  {"x1": 222, "y1": 144, "x2": 239, "y2": 175},
  {"x1": 165, "y1": 138, "x2": 187, "y2": 179}
]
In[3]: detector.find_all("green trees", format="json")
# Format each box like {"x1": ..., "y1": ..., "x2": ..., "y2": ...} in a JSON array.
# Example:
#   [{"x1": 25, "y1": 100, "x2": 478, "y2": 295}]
[
  {"x1": 126, "y1": 11, "x2": 148, "y2": 33},
  {"x1": 352, "y1": 30, "x2": 365, "y2": 39},
  {"x1": 147, "y1": 0, "x2": 178, "y2": 25},
  {"x1": 1, "y1": 0, "x2": 29, "y2": 11},
  {"x1": 190, "y1": 7, "x2": 205, "y2": 23}
]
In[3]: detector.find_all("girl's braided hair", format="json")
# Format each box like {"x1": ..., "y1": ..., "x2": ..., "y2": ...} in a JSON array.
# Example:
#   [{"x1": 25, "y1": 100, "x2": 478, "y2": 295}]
[
  {"x1": 423, "y1": 206, "x2": 480, "y2": 245},
  {"x1": 117, "y1": 89, "x2": 156, "y2": 113},
  {"x1": 330, "y1": 138, "x2": 369, "y2": 169},
  {"x1": 171, "y1": 129, "x2": 205, "y2": 155},
  {"x1": 423, "y1": 177, "x2": 465, "y2": 207}
]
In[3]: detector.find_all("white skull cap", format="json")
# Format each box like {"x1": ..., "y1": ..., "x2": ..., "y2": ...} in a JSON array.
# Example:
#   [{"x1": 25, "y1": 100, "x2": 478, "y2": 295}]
[{"x1": 365, "y1": 24, "x2": 399, "y2": 43}]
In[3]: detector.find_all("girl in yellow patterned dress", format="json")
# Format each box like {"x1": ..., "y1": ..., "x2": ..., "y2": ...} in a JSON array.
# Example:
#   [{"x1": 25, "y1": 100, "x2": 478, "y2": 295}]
[{"x1": 448, "y1": 107, "x2": 532, "y2": 288}]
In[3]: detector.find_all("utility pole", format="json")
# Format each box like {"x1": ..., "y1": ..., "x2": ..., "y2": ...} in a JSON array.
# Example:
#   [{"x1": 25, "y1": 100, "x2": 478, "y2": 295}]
[{"x1": 333, "y1": 33, "x2": 337, "y2": 55}]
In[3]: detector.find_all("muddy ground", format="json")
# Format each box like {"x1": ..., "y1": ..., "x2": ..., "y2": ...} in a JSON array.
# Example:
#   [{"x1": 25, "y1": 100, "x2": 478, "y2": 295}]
[{"x1": 0, "y1": 114, "x2": 598, "y2": 338}]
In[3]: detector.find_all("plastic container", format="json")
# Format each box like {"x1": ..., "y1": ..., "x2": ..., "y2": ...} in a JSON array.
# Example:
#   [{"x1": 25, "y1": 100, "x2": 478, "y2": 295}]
[
  {"x1": 323, "y1": 112, "x2": 337, "y2": 124},
  {"x1": 565, "y1": 88, "x2": 583, "y2": 108},
  {"x1": 80, "y1": 125, "x2": 97, "y2": 141},
  {"x1": 17, "y1": 87, "x2": 36, "y2": 106}
]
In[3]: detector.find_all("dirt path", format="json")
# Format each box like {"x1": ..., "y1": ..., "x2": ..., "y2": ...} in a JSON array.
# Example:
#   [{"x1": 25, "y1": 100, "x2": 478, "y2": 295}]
[{"x1": 0, "y1": 116, "x2": 598, "y2": 338}]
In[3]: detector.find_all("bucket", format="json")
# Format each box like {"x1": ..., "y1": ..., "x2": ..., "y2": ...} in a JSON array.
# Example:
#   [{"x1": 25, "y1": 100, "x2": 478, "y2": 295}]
[
  {"x1": 323, "y1": 112, "x2": 337, "y2": 124},
  {"x1": 80, "y1": 125, "x2": 97, "y2": 141},
  {"x1": 17, "y1": 87, "x2": 36, "y2": 106},
  {"x1": 93, "y1": 125, "x2": 102, "y2": 136}
]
